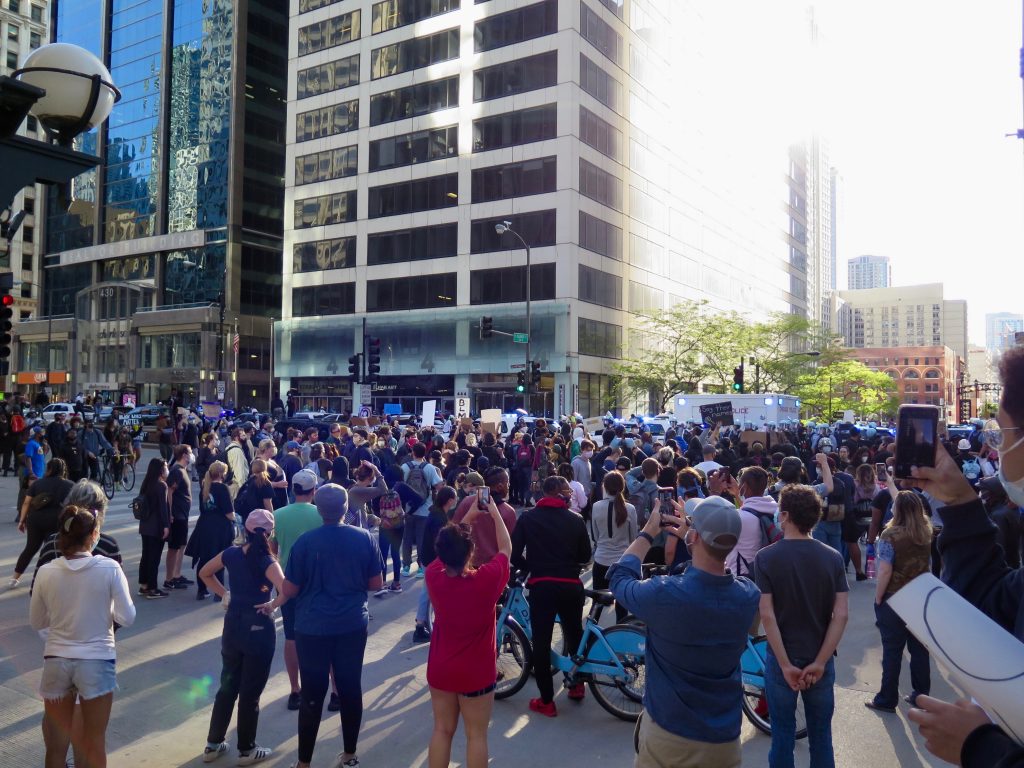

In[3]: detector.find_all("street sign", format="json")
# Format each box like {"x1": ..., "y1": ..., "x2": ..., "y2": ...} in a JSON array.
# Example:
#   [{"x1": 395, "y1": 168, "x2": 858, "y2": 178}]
[
  {"x1": 512, "y1": 333, "x2": 529, "y2": 344},
  {"x1": 510, "y1": 363, "x2": 527, "y2": 369},
  {"x1": 216, "y1": 380, "x2": 225, "y2": 401}
]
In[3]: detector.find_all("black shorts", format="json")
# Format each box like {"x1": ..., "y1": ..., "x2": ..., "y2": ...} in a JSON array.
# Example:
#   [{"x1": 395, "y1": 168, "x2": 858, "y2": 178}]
[
  {"x1": 842, "y1": 510, "x2": 868, "y2": 543},
  {"x1": 281, "y1": 600, "x2": 296, "y2": 640},
  {"x1": 167, "y1": 518, "x2": 189, "y2": 550}
]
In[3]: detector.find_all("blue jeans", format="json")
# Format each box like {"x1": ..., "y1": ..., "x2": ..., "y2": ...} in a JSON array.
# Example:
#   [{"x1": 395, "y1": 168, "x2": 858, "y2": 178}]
[
  {"x1": 874, "y1": 600, "x2": 930, "y2": 708},
  {"x1": 416, "y1": 583, "x2": 432, "y2": 628},
  {"x1": 379, "y1": 526, "x2": 403, "y2": 581},
  {"x1": 765, "y1": 651, "x2": 836, "y2": 768},
  {"x1": 812, "y1": 520, "x2": 843, "y2": 555}
]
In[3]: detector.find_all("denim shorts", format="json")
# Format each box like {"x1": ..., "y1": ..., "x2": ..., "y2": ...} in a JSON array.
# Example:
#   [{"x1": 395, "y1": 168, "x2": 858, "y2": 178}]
[{"x1": 40, "y1": 657, "x2": 117, "y2": 701}]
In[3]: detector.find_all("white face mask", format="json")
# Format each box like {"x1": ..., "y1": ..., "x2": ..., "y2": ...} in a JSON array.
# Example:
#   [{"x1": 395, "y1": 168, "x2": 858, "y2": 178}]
[
  {"x1": 582, "y1": 450, "x2": 594, "y2": 459},
  {"x1": 997, "y1": 434, "x2": 1024, "y2": 506}
]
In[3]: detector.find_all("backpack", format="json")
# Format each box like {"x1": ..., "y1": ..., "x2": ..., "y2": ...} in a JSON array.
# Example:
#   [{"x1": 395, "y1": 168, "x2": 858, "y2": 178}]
[
  {"x1": 746, "y1": 508, "x2": 783, "y2": 549},
  {"x1": 516, "y1": 444, "x2": 534, "y2": 468},
  {"x1": 218, "y1": 443, "x2": 242, "y2": 486},
  {"x1": 131, "y1": 492, "x2": 150, "y2": 521},
  {"x1": 962, "y1": 457, "x2": 981, "y2": 483},
  {"x1": 626, "y1": 476, "x2": 658, "y2": 527},
  {"x1": 404, "y1": 460, "x2": 430, "y2": 500},
  {"x1": 233, "y1": 478, "x2": 259, "y2": 523},
  {"x1": 378, "y1": 490, "x2": 406, "y2": 530}
]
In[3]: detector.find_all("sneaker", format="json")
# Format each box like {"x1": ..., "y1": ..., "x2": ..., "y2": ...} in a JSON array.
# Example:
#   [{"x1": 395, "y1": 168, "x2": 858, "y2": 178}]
[
  {"x1": 328, "y1": 692, "x2": 341, "y2": 711},
  {"x1": 387, "y1": 581, "x2": 403, "y2": 594},
  {"x1": 528, "y1": 698, "x2": 557, "y2": 717},
  {"x1": 413, "y1": 569, "x2": 425, "y2": 580},
  {"x1": 412, "y1": 625, "x2": 431, "y2": 644},
  {"x1": 373, "y1": 586, "x2": 389, "y2": 599},
  {"x1": 6, "y1": 578, "x2": 20, "y2": 591},
  {"x1": 287, "y1": 691, "x2": 301, "y2": 711},
  {"x1": 864, "y1": 700, "x2": 897, "y2": 714},
  {"x1": 237, "y1": 746, "x2": 271, "y2": 765},
  {"x1": 144, "y1": 589, "x2": 169, "y2": 599},
  {"x1": 175, "y1": 576, "x2": 195, "y2": 585},
  {"x1": 401, "y1": 565, "x2": 412, "y2": 578},
  {"x1": 164, "y1": 579, "x2": 188, "y2": 590},
  {"x1": 567, "y1": 683, "x2": 586, "y2": 701},
  {"x1": 855, "y1": 573, "x2": 869, "y2": 582},
  {"x1": 202, "y1": 742, "x2": 228, "y2": 763},
  {"x1": 336, "y1": 758, "x2": 360, "y2": 767},
  {"x1": 197, "y1": 591, "x2": 209, "y2": 601}
]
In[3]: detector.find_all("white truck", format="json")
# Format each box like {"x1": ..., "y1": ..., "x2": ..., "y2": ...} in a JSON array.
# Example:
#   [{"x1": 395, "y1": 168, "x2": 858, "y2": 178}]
[{"x1": 671, "y1": 393, "x2": 802, "y2": 428}]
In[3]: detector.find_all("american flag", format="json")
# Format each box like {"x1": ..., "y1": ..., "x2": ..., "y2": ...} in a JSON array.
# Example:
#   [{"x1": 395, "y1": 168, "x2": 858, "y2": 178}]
[{"x1": 232, "y1": 333, "x2": 240, "y2": 355}]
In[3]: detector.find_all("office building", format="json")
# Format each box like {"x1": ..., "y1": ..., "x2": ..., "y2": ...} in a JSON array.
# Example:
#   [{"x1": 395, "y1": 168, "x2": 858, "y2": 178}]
[
  {"x1": 0, "y1": 0, "x2": 47, "y2": 326},
  {"x1": 985, "y1": 312, "x2": 1024, "y2": 357},
  {"x1": 277, "y1": 0, "x2": 815, "y2": 417},
  {"x1": 11, "y1": 0, "x2": 287, "y2": 405},
  {"x1": 836, "y1": 283, "x2": 968, "y2": 364},
  {"x1": 847, "y1": 255, "x2": 891, "y2": 290},
  {"x1": 846, "y1": 345, "x2": 961, "y2": 423}
]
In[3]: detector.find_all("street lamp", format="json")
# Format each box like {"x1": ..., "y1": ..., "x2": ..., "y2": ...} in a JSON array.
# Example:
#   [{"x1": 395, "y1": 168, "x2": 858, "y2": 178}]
[{"x1": 495, "y1": 220, "x2": 531, "y2": 410}]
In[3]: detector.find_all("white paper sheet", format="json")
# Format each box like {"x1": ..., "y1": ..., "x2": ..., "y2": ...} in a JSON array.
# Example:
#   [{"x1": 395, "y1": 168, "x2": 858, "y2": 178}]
[{"x1": 421, "y1": 400, "x2": 436, "y2": 427}]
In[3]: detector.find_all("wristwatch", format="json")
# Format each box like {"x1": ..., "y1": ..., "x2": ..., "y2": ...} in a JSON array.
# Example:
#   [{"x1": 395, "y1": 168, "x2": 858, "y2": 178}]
[{"x1": 636, "y1": 531, "x2": 655, "y2": 545}]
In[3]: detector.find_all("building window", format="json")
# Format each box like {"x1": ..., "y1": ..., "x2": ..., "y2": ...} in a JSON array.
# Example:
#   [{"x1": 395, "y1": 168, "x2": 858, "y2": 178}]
[
  {"x1": 29, "y1": 30, "x2": 39, "y2": 48},
  {"x1": 369, "y1": 125, "x2": 458, "y2": 171},
  {"x1": 578, "y1": 371, "x2": 616, "y2": 418},
  {"x1": 472, "y1": 103, "x2": 556, "y2": 151},
  {"x1": 21, "y1": 225, "x2": 32, "y2": 243},
  {"x1": 371, "y1": 0, "x2": 460, "y2": 34},
  {"x1": 6, "y1": 51, "x2": 18, "y2": 69},
  {"x1": 295, "y1": 99, "x2": 359, "y2": 142},
  {"x1": 470, "y1": 263, "x2": 555, "y2": 304},
  {"x1": 298, "y1": 0, "x2": 343, "y2": 13},
  {"x1": 371, "y1": 28, "x2": 459, "y2": 80},
  {"x1": 293, "y1": 236, "x2": 356, "y2": 273},
  {"x1": 471, "y1": 156, "x2": 556, "y2": 203},
  {"x1": 473, "y1": 50, "x2": 557, "y2": 102},
  {"x1": 471, "y1": 209, "x2": 556, "y2": 253},
  {"x1": 579, "y1": 105, "x2": 621, "y2": 161},
  {"x1": 474, "y1": 0, "x2": 558, "y2": 52},
  {"x1": 294, "y1": 191, "x2": 358, "y2": 228},
  {"x1": 30, "y1": 3, "x2": 43, "y2": 22},
  {"x1": 293, "y1": 283, "x2": 356, "y2": 317},
  {"x1": 579, "y1": 158, "x2": 622, "y2": 210},
  {"x1": 629, "y1": 281, "x2": 664, "y2": 314},
  {"x1": 368, "y1": 173, "x2": 458, "y2": 218},
  {"x1": 369, "y1": 75, "x2": 459, "y2": 125},
  {"x1": 578, "y1": 264, "x2": 621, "y2": 308},
  {"x1": 294, "y1": 145, "x2": 358, "y2": 185},
  {"x1": 297, "y1": 10, "x2": 361, "y2": 56},
  {"x1": 579, "y1": 211, "x2": 621, "y2": 260},
  {"x1": 595, "y1": 0, "x2": 623, "y2": 19},
  {"x1": 578, "y1": 317, "x2": 621, "y2": 358},
  {"x1": 367, "y1": 223, "x2": 457, "y2": 265},
  {"x1": 366, "y1": 273, "x2": 457, "y2": 311},
  {"x1": 141, "y1": 333, "x2": 202, "y2": 369},
  {"x1": 924, "y1": 369, "x2": 941, "y2": 379},
  {"x1": 580, "y1": 3, "x2": 621, "y2": 64},
  {"x1": 7, "y1": 23, "x2": 17, "y2": 39},
  {"x1": 580, "y1": 54, "x2": 621, "y2": 112},
  {"x1": 296, "y1": 54, "x2": 360, "y2": 99}
]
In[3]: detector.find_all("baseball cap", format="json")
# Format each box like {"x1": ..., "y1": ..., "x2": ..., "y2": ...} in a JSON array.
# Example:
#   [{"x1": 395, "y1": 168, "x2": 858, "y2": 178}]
[
  {"x1": 285, "y1": 440, "x2": 301, "y2": 451},
  {"x1": 315, "y1": 483, "x2": 348, "y2": 521},
  {"x1": 31, "y1": 426, "x2": 44, "y2": 436},
  {"x1": 957, "y1": 439, "x2": 972, "y2": 451},
  {"x1": 689, "y1": 496, "x2": 742, "y2": 552},
  {"x1": 292, "y1": 469, "x2": 318, "y2": 494},
  {"x1": 464, "y1": 471, "x2": 484, "y2": 487},
  {"x1": 244, "y1": 508, "x2": 275, "y2": 534}
]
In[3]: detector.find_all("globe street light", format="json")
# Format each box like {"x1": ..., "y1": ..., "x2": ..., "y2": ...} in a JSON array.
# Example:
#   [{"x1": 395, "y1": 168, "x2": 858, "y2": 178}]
[{"x1": 495, "y1": 221, "x2": 532, "y2": 410}]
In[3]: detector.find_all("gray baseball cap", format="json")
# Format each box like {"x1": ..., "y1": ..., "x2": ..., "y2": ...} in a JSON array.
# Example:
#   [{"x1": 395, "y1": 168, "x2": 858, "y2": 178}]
[
  {"x1": 292, "y1": 469, "x2": 318, "y2": 494},
  {"x1": 314, "y1": 483, "x2": 348, "y2": 522},
  {"x1": 690, "y1": 496, "x2": 742, "y2": 552}
]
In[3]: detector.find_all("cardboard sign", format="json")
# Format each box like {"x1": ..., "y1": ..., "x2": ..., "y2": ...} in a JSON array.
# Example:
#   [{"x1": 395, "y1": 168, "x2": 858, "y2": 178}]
[
  {"x1": 455, "y1": 396, "x2": 470, "y2": 419},
  {"x1": 740, "y1": 430, "x2": 768, "y2": 446},
  {"x1": 201, "y1": 403, "x2": 221, "y2": 419},
  {"x1": 367, "y1": 417, "x2": 380, "y2": 427},
  {"x1": 583, "y1": 416, "x2": 605, "y2": 436},
  {"x1": 461, "y1": 417, "x2": 474, "y2": 429},
  {"x1": 349, "y1": 417, "x2": 367, "y2": 427},
  {"x1": 421, "y1": 400, "x2": 437, "y2": 427},
  {"x1": 480, "y1": 421, "x2": 498, "y2": 436},
  {"x1": 699, "y1": 401, "x2": 734, "y2": 427},
  {"x1": 480, "y1": 408, "x2": 501, "y2": 425}
]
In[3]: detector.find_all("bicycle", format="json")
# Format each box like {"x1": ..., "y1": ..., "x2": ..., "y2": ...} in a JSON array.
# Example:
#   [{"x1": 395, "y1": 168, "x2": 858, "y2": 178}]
[
  {"x1": 99, "y1": 452, "x2": 136, "y2": 500},
  {"x1": 495, "y1": 580, "x2": 646, "y2": 722},
  {"x1": 740, "y1": 635, "x2": 808, "y2": 739}
]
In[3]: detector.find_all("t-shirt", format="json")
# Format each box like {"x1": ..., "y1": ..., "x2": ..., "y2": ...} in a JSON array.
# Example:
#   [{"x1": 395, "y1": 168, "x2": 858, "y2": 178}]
[
  {"x1": 753, "y1": 538, "x2": 849, "y2": 663},
  {"x1": 167, "y1": 465, "x2": 192, "y2": 521},
  {"x1": 285, "y1": 524, "x2": 383, "y2": 635},
  {"x1": 425, "y1": 553, "x2": 510, "y2": 693},
  {"x1": 25, "y1": 439, "x2": 45, "y2": 478},
  {"x1": 451, "y1": 496, "x2": 518, "y2": 568},
  {"x1": 222, "y1": 545, "x2": 274, "y2": 611},
  {"x1": 402, "y1": 460, "x2": 443, "y2": 516},
  {"x1": 26, "y1": 477, "x2": 75, "y2": 524},
  {"x1": 271, "y1": 502, "x2": 322, "y2": 570}
]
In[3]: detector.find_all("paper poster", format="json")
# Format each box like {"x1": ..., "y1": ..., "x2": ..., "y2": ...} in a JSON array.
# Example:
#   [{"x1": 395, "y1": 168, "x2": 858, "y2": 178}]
[
  {"x1": 202, "y1": 403, "x2": 222, "y2": 419},
  {"x1": 421, "y1": 400, "x2": 437, "y2": 427},
  {"x1": 889, "y1": 573, "x2": 1024, "y2": 745},
  {"x1": 461, "y1": 417, "x2": 474, "y2": 429},
  {"x1": 583, "y1": 416, "x2": 605, "y2": 435},
  {"x1": 455, "y1": 396, "x2": 470, "y2": 419},
  {"x1": 741, "y1": 430, "x2": 768, "y2": 446},
  {"x1": 349, "y1": 417, "x2": 367, "y2": 427},
  {"x1": 480, "y1": 408, "x2": 501, "y2": 425}
]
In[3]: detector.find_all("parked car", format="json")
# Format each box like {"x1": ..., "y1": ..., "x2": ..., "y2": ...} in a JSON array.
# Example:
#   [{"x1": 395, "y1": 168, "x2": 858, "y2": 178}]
[
  {"x1": 40, "y1": 403, "x2": 95, "y2": 423},
  {"x1": 122, "y1": 405, "x2": 169, "y2": 427}
]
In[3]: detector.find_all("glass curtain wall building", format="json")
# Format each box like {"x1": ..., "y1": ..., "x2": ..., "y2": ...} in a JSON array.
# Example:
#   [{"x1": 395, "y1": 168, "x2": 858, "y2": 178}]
[
  {"x1": 12, "y1": 0, "x2": 286, "y2": 406},
  {"x1": 278, "y1": 0, "x2": 806, "y2": 417}
]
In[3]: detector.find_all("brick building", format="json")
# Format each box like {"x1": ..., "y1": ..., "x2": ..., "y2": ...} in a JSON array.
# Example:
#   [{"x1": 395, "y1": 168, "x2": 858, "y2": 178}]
[{"x1": 846, "y1": 345, "x2": 963, "y2": 423}]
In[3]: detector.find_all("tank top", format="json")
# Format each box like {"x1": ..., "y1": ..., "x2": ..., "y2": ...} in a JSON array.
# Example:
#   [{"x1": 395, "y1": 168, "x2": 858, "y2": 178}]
[{"x1": 222, "y1": 545, "x2": 274, "y2": 612}]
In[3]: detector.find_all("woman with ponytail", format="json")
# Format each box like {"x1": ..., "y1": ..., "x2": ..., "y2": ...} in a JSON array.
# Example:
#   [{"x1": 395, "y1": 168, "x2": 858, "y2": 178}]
[
  {"x1": 185, "y1": 461, "x2": 235, "y2": 600},
  {"x1": 588, "y1": 471, "x2": 637, "y2": 622},
  {"x1": 198, "y1": 508, "x2": 285, "y2": 765},
  {"x1": 30, "y1": 504, "x2": 135, "y2": 768}
]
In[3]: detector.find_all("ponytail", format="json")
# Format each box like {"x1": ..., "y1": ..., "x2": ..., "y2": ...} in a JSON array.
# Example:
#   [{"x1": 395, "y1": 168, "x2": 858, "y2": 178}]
[{"x1": 602, "y1": 471, "x2": 628, "y2": 528}]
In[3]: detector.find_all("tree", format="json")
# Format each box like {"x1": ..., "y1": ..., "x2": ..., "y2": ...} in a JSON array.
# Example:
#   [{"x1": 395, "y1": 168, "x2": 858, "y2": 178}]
[
  {"x1": 744, "y1": 314, "x2": 848, "y2": 394},
  {"x1": 793, "y1": 359, "x2": 900, "y2": 420}
]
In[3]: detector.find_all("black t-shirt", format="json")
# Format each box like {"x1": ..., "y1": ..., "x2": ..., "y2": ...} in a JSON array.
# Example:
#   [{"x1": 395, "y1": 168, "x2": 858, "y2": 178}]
[
  {"x1": 267, "y1": 461, "x2": 287, "y2": 509},
  {"x1": 753, "y1": 539, "x2": 849, "y2": 663},
  {"x1": 26, "y1": 476, "x2": 75, "y2": 523},
  {"x1": 167, "y1": 465, "x2": 192, "y2": 520}
]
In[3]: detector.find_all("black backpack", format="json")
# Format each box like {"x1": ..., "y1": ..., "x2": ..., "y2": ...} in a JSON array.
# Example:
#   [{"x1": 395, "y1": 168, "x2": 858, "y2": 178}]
[
  {"x1": 233, "y1": 478, "x2": 258, "y2": 523},
  {"x1": 131, "y1": 493, "x2": 150, "y2": 521}
]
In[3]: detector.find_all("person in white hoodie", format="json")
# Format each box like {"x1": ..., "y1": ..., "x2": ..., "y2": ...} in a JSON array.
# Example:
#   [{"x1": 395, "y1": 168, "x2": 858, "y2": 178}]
[
  {"x1": 728, "y1": 467, "x2": 781, "y2": 579},
  {"x1": 30, "y1": 503, "x2": 136, "y2": 768}
]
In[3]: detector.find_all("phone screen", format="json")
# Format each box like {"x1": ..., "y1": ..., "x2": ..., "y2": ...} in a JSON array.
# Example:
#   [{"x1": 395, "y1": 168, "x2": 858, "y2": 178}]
[
  {"x1": 894, "y1": 405, "x2": 939, "y2": 479},
  {"x1": 875, "y1": 463, "x2": 887, "y2": 482},
  {"x1": 657, "y1": 487, "x2": 675, "y2": 526},
  {"x1": 477, "y1": 487, "x2": 490, "y2": 508}
]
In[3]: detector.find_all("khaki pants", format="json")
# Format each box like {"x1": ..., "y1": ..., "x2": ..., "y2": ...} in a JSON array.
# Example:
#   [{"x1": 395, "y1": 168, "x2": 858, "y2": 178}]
[{"x1": 635, "y1": 711, "x2": 741, "y2": 768}]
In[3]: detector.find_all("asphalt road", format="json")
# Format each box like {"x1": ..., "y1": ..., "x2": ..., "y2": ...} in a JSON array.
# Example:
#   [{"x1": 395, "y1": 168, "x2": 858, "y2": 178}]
[{"x1": 0, "y1": 451, "x2": 958, "y2": 767}]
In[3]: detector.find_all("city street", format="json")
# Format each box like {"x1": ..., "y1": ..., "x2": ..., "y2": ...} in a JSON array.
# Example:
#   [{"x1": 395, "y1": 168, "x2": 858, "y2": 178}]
[{"x1": 0, "y1": 456, "x2": 958, "y2": 767}]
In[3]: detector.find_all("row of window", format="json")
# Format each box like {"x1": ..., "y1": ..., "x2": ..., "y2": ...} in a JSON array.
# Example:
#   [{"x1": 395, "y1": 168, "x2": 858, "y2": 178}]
[
  {"x1": 297, "y1": 54, "x2": 360, "y2": 100},
  {"x1": 371, "y1": 27, "x2": 459, "y2": 80},
  {"x1": 367, "y1": 173, "x2": 458, "y2": 218},
  {"x1": 473, "y1": 50, "x2": 557, "y2": 102},
  {"x1": 371, "y1": 0, "x2": 459, "y2": 34},
  {"x1": 297, "y1": 10, "x2": 360, "y2": 57},
  {"x1": 295, "y1": 99, "x2": 359, "y2": 143},
  {"x1": 368, "y1": 124, "x2": 458, "y2": 172},
  {"x1": 580, "y1": 2, "x2": 622, "y2": 65},
  {"x1": 474, "y1": 0, "x2": 557, "y2": 53},
  {"x1": 295, "y1": 145, "x2": 358, "y2": 185}
]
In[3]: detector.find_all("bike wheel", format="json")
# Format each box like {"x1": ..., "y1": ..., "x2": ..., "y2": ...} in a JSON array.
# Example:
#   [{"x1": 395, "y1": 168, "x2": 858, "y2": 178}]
[
  {"x1": 120, "y1": 462, "x2": 136, "y2": 492},
  {"x1": 495, "y1": 618, "x2": 532, "y2": 700},
  {"x1": 100, "y1": 469, "x2": 115, "y2": 500},
  {"x1": 741, "y1": 682, "x2": 808, "y2": 740},
  {"x1": 587, "y1": 625, "x2": 646, "y2": 721}
]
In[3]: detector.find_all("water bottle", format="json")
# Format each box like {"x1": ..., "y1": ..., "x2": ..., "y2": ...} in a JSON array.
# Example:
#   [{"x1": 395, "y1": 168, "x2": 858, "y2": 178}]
[{"x1": 865, "y1": 544, "x2": 876, "y2": 579}]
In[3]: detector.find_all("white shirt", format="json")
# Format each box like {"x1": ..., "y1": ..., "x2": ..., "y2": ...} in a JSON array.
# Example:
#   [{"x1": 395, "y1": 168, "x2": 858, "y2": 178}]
[
  {"x1": 694, "y1": 460, "x2": 723, "y2": 476},
  {"x1": 30, "y1": 554, "x2": 135, "y2": 660}
]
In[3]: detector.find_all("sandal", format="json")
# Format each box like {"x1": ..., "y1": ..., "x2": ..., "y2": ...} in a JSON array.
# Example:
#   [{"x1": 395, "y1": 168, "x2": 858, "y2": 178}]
[{"x1": 237, "y1": 746, "x2": 271, "y2": 765}]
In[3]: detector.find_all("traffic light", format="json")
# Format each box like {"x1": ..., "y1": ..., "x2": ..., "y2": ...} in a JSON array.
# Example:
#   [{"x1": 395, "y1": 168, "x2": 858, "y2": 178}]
[
  {"x1": 479, "y1": 316, "x2": 493, "y2": 339},
  {"x1": 516, "y1": 370, "x2": 526, "y2": 392},
  {"x1": 0, "y1": 272, "x2": 13, "y2": 369},
  {"x1": 530, "y1": 360, "x2": 541, "y2": 387},
  {"x1": 347, "y1": 353, "x2": 361, "y2": 384},
  {"x1": 732, "y1": 364, "x2": 744, "y2": 393},
  {"x1": 364, "y1": 336, "x2": 381, "y2": 383}
]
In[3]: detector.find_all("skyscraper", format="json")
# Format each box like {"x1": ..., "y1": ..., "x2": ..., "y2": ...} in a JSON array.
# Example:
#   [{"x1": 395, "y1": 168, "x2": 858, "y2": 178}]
[
  {"x1": 12, "y1": 0, "x2": 287, "y2": 405},
  {"x1": 848, "y1": 255, "x2": 891, "y2": 290},
  {"x1": 986, "y1": 312, "x2": 1024, "y2": 357}
]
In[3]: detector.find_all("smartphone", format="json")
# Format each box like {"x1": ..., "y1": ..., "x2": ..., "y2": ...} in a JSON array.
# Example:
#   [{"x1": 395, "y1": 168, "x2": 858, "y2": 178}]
[
  {"x1": 894, "y1": 404, "x2": 940, "y2": 480},
  {"x1": 717, "y1": 467, "x2": 731, "y2": 482},
  {"x1": 477, "y1": 487, "x2": 491, "y2": 509},
  {"x1": 875, "y1": 463, "x2": 887, "y2": 483},
  {"x1": 657, "y1": 487, "x2": 675, "y2": 526}
]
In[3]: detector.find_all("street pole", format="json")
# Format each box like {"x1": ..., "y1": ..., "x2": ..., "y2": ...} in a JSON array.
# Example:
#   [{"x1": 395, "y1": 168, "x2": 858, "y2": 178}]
[
  {"x1": 269, "y1": 316, "x2": 275, "y2": 412},
  {"x1": 497, "y1": 225, "x2": 531, "y2": 411},
  {"x1": 233, "y1": 321, "x2": 239, "y2": 409}
]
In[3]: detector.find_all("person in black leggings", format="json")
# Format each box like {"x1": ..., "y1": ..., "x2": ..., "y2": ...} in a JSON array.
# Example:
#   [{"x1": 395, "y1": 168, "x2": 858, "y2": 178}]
[
  {"x1": 9, "y1": 459, "x2": 74, "y2": 590},
  {"x1": 280, "y1": 483, "x2": 383, "y2": 768},
  {"x1": 510, "y1": 475, "x2": 593, "y2": 717}
]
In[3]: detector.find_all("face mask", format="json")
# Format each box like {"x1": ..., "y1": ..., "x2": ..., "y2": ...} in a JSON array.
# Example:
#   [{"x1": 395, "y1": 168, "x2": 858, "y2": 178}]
[
  {"x1": 997, "y1": 434, "x2": 1024, "y2": 506},
  {"x1": 582, "y1": 451, "x2": 593, "y2": 459}
]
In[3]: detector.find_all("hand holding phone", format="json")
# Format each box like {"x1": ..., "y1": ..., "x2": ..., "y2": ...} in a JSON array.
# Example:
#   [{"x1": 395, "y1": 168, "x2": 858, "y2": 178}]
[
  {"x1": 657, "y1": 488, "x2": 675, "y2": 526},
  {"x1": 875, "y1": 462, "x2": 887, "y2": 482},
  {"x1": 894, "y1": 405, "x2": 939, "y2": 480},
  {"x1": 477, "y1": 487, "x2": 491, "y2": 510}
]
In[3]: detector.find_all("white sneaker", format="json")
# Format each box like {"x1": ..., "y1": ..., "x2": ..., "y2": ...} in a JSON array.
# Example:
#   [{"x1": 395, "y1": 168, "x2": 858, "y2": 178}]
[
  {"x1": 6, "y1": 578, "x2": 20, "y2": 591},
  {"x1": 373, "y1": 586, "x2": 389, "y2": 599},
  {"x1": 237, "y1": 746, "x2": 271, "y2": 765},
  {"x1": 202, "y1": 742, "x2": 228, "y2": 763}
]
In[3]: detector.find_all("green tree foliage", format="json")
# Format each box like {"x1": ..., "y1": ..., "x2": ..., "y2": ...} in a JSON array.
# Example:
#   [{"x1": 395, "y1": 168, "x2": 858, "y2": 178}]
[{"x1": 792, "y1": 359, "x2": 900, "y2": 420}]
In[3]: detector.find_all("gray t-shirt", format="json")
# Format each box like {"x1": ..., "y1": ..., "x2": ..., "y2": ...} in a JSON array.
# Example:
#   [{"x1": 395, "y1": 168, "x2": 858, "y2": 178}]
[{"x1": 753, "y1": 538, "x2": 849, "y2": 663}]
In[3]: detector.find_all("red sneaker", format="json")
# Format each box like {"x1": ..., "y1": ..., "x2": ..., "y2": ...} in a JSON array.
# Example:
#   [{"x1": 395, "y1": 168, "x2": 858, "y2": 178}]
[
  {"x1": 528, "y1": 698, "x2": 558, "y2": 717},
  {"x1": 567, "y1": 683, "x2": 586, "y2": 701}
]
